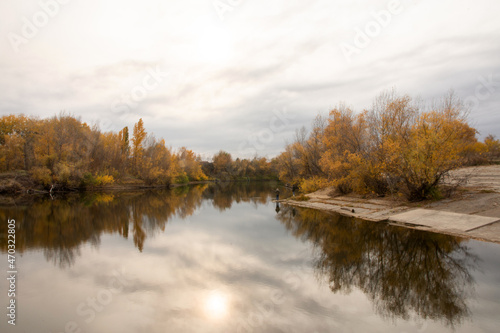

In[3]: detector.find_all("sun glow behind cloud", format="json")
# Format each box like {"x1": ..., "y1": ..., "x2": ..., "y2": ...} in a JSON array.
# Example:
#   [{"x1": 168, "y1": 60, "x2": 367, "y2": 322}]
[
  {"x1": 1, "y1": 0, "x2": 500, "y2": 156},
  {"x1": 197, "y1": 26, "x2": 233, "y2": 65}
]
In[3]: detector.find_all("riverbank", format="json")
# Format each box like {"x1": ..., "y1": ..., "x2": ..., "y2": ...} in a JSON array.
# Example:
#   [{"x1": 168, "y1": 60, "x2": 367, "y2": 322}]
[
  {"x1": 0, "y1": 171, "x2": 213, "y2": 206},
  {"x1": 281, "y1": 165, "x2": 500, "y2": 244},
  {"x1": 0, "y1": 171, "x2": 211, "y2": 193},
  {"x1": 0, "y1": 172, "x2": 279, "y2": 206}
]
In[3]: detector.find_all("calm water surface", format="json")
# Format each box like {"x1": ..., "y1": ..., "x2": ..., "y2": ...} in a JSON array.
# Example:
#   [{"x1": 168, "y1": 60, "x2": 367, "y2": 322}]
[{"x1": 1, "y1": 182, "x2": 500, "y2": 333}]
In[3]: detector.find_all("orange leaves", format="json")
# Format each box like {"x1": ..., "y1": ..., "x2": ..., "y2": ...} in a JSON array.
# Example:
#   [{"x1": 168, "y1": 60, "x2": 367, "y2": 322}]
[
  {"x1": 213, "y1": 150, "x2": 233, "y2": 176},
  {"x1": 278, "y1": 90, "x2": 481, "y2": 200},
  {"x1": 0, "y1": 134, "x2": 25, "y2": 171},
  {"x1": 177, "y1": 147, "x2": 207, "y2": 181},
  {"x1": 0, "y1": 114, "x2": 207, "y2": 187},
  {"x1": 368, "y1": 92, "x2": 478, "y2": 200},
  {"x1": 484, "y1": 135, "x2": 500, "y2": 160},
  {"x1": 131, "y1": 118, "x2": 147, "y2": 175}
]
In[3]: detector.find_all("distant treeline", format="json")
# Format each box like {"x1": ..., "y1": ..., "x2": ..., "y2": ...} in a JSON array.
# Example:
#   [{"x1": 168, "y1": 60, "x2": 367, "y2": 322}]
[
  {"x1": 275, "y1": 91, "x2": 500, "y2": 201},
  {"x1": 0, "y1": 114, "x2": 277, "y2": 189},
  {"x1": 201, "y1": 150, "x2": 278, "y2": 182}
]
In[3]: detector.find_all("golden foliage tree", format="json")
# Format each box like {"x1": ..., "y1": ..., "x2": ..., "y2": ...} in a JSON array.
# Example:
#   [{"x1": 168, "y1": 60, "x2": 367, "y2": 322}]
[
  {"x1": 319, "y1": 105, "x2": 368, "y2": 194},
  {"x1": 0, "y1": 114, "x2": 210, "y2": 188},
  {"x1": 213, "y1": 150, "x2": 233, "y2": 179},
  {"x1": 277, "y1": 91, "x2": 482, "y2": 201},
  {"x1": 131, "y1": 118, "x2": 147, "y2": 176},
  {"x1": 177, "y1": 147, "x2": 207, "y2": 181}
]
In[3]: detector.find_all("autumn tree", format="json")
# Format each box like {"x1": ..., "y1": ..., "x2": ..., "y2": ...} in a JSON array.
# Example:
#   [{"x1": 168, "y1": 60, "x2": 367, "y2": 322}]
[
  {"x1": 0, "y1": 114, "x2": 217, "y2": 188},
  {"x1": 118, "y1": 126, "x2": 130, "y2": 169},
  {"x1": 383, "y1": 94, "x2": 478, "y2": 200},
  {"x1": 292, "y1": 116, "x2": 326, "y2": 179},
  {"x1": 484, "y1": 134, "x2": 500, "y2": 160},
  {"x1": 250, "y1": 156, "x2": 271, "y2": 178},
  {"x1": 213, "y1": 150, "x2": 233, "y2": 179},
  {"x1": 278, "y1": 90, "x2": 482, "y2": 201},
  {"x1": 131, "y1": 118, "x2": 147, "y2": 176},
  {"x1": 177, "y1": 147, "x2": 207, "y2": 181},
  {"x1": 275, "y1": 143, "x2": 301, "y2": 184},
  {"x1": 319, "y1": 104, "x2": 368, "y2": 193},
  {"x1": 138, "y1": 136, "x2": 174, "y2": 185},
  {"x1": 0, "y1": 115, "x2": 38, "y2": 171}
]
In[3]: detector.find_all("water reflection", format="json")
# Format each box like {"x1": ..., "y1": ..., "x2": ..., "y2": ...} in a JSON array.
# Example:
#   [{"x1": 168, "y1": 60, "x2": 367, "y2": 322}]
[
  {"x1": 204, "y1": 290, "x2": 230, "y2": 321},
  {"x1": 276, "y1": 205, "x2": 480, "y2": 328},
  {"x1": 0, "y1": 183, "x2": 276, "y2": 268},
  {"x1": 0, "y1": 183, "x2": 497, "y2": 332},
  {"x1": 203, "y1": 181, "x2": 272, "y2": 211}
]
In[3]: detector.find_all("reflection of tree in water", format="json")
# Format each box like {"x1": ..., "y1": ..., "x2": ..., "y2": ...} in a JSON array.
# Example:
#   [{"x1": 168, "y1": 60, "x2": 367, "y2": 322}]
[
  {"x1": 0, "y1": 186, "x2": 207, "y2": 267},
  {"x1": 44, "y1": 246, "x2": 81, "y2": 269},
  {"x1": 0, "y1": 182, "x2": 278, "y2": 267},
  {"x1": 276, "y1": 206, "x2": 479, "y2": 328},
  {"x1": 203, "y1": 181, "x2": 275, "y2": 211}
]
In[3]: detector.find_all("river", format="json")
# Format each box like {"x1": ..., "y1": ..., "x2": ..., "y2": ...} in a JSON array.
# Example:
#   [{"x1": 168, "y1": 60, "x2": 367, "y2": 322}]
[{"x1": 1, "y1": 182, "x2": 499, "y2": 332}]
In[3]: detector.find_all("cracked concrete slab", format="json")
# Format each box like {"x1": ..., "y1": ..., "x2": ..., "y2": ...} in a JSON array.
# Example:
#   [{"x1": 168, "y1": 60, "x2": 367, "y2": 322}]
[{"x1": 389, "y1": 209, "x2": 500, "y2": 232}]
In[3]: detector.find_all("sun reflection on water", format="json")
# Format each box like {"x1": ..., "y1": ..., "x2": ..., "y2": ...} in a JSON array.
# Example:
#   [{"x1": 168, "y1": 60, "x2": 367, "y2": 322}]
[{"x1": 204, "y1": 290, "x2": 229, "y2": 320}]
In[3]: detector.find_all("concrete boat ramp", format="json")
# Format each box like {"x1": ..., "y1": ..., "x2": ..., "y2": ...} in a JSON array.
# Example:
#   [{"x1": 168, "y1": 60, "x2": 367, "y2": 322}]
[
  {"x1": 281, "y1": 165, "x2": 500, "y2": 244},
  {"x1": 388, "y1": 209, "x2": 499, "y2": 232},
  {"x1": 283, "y1": 197, "x2": 500, "y2": 243},
  {"x1": 283, "y1": 198, "x2": 500, "y2": 246}
]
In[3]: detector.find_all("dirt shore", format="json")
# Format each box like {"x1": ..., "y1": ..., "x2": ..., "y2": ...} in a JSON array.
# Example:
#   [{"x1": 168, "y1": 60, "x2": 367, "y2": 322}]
[{"x1": 282, "y1": 165, "x2": 500, "y2": 244}]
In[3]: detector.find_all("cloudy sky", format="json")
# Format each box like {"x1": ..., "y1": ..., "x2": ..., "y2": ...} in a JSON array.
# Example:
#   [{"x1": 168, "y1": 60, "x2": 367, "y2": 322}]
[{"x1": 1, "y1": 0, "x2": 499, "y2": 159}]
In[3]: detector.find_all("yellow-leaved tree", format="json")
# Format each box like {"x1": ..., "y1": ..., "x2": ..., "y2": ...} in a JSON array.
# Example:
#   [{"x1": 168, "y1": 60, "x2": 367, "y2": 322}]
[
  {"x1": 382, "y1": 93, "x2": 478, "y2": 200},
  {"x1": 319, "y1": 104, "x2": 368, "y2": 194},
  {"x1": 177, "y1": 147, "x2": 207, "y2": 181},
  {"x1": 278, "y1": 90, "x2": 481, "y2": 201},
  {"x1": 131, "y1": 118, "x2": 147, "y2": 176}
]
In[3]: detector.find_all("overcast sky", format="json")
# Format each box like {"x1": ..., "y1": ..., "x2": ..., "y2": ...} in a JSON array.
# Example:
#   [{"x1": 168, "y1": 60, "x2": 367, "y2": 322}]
[{"x1": 1, "y1": 0, "x2": 499, "y2": 159}]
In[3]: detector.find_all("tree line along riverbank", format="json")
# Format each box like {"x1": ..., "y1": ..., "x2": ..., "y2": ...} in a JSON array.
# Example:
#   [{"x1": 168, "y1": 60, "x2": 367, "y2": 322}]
[
  {"x1": 1, "y1": 90, "x2": 499, "y2": 201},
  {"x1": 0, "y1": 116, "x2": 278, "y2": 194},
  {"x1": 274, "y1": 91, "x2": 500, "y2": 202}
]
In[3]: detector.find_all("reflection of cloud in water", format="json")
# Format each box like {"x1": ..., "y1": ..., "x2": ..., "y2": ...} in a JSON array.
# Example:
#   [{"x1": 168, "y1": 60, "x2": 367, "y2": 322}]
[{"x1": 1, "y1": 183, "x2": 500, "y2": 333}]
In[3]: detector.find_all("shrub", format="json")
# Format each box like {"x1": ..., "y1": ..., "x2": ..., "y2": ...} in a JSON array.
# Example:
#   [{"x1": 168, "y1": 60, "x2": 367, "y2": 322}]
[
  {"x1": 292, "y1": 194, "x2": 310, "y2": 201},
  {"x1": 31, "y1": 167, "x2": 52, "y2": 186},
  {"x1": 54, "y1": 162, "x2": 71, "y2": 186},
  {"x1": 80, "y1": 173, "x2": 114, "y2": 187},
  {"x1": 175, "y1": 173, "x2": 189, "y2": 184},
  {"x1": 81, "y1": 172, "x2": 97, "y2": 187},
  {"x1": 94, "y1": 175, "x2": 114, "y2": 186},
  {"x1": 334, "y1": 179, "x2": 352, "y2": 195},
  {"x1": 300, "y1": 176, "x2": 329, "y2": 193}
]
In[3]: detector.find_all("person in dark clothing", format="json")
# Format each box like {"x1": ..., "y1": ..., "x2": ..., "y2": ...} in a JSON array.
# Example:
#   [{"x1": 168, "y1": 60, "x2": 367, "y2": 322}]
[{"x1": 275, "y1": 188, "x2": 280, "y2": 201}]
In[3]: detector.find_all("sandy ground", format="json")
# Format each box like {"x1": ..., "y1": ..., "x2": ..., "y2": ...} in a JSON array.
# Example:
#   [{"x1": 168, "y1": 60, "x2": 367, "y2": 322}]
[{"x1": 283, "y1": 165, "x2": 500, "y2": 244}]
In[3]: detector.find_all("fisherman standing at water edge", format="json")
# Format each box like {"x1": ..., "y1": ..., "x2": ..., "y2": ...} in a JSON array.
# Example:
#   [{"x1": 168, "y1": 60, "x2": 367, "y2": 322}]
[{"x1": 275, "y1": 188, "x2": 280, "y2": 201}]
